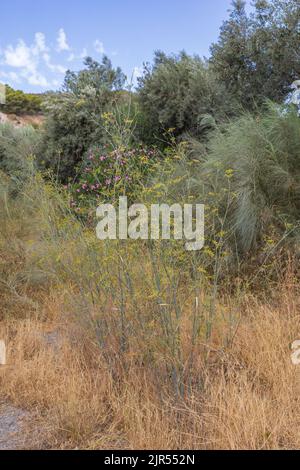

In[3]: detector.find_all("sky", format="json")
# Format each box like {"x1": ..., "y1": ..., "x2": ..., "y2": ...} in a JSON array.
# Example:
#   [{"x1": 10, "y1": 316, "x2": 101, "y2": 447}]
[{"x1": 0, "y1": 0, "x2": 251, "y2": 93}]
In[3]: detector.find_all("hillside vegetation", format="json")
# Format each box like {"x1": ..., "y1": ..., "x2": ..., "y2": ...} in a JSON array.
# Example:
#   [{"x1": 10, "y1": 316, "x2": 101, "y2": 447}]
[
  {"x1": 0, "y1": 85, "x2": 44, "y2": 115},
  {"x1": 0, "y1": 0, "x2": 299, "y2": 450}
]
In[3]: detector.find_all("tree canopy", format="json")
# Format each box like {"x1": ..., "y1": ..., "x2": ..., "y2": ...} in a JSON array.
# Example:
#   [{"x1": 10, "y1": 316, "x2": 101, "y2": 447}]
[{"x1": 210, "y1": 0, "x2": 300, "y2": 107}]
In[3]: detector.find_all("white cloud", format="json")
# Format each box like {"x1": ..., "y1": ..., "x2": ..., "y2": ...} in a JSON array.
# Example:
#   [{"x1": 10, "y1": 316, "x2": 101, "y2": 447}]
[
  {"x1": 26, "y1": 71, "x2": 49, "y2": 87},
  {"x1": 67, "y1": 48, "x2": 87, "y2": 62},
  {"x1": 57, "y1": 28, "x2": 70, "y2": 52},
  {"x1": 33, "y1": 32, "x2": 48, "y2": 54},
  {"x1": 0, "y1": 31, "x2": 114, "y2": 90},
  {"x1": 3, "y1": 36, "x2": 51, "y2": 88},
  {"x1": 0, "y1": 70, "x2": 21, "y2": 84},
  {"x1": 4, "y1": 39, "x2": 36, "y2": 72},
  {"x1": 80, "y1": 48, "x2": 88, "y2": 58},
  {"x1": 94, "y1": 40, "x2": 105, "y2": 54},
  {"x1": 43, "y1": 53, "x2": 66, "y2": 74},
  {"x1": 67, "y1": 52, "x2": 75, "y2": 62},
  {"x1": 4, "y1": 34, "x2": 49, "y2": 75}
]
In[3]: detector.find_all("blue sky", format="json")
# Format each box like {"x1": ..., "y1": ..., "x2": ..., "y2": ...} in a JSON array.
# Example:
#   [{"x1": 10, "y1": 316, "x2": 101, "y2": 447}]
[{"x1": 0, "y1": 0, "x2": 251, "y2": 92}]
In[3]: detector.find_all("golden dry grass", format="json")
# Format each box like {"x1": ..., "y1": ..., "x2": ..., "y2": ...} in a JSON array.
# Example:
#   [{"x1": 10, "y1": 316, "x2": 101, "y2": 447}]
[
  {"x1": 1, "y1": 176, "x2": 300, "y2": 450},
  {"x1": 0, "y1": 281, "x2": 299, "y2": 450}
]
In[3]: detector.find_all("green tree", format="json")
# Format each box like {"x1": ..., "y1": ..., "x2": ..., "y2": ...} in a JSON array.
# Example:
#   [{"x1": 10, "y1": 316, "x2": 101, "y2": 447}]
[
  {"x1": 63, "y1": 56, "x2": 126, "y2": 98},
  {"x1": 210, "y1": 0, "x2": 251, "y2": 104},
  {"x1": 137, "y1": 50, "x2": 235, "y2": 144},
  {"x1": 39, "y1": 57, "x2": 126, "y2": 181},
  {"x1": 211, "y1": 0, "x2": 300, "y2": 107}
]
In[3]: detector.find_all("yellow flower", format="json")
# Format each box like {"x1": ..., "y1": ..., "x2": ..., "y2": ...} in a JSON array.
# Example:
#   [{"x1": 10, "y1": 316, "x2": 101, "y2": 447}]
[
  {"x1": 218, "y1": 230, "x2": 226, "y2": 238},
  {"x1": 225, "y1": 169, "x2": 234, "y2": 178},
  {"x1": 204, "y1": 247, "x2": 215, "y2": 258}
]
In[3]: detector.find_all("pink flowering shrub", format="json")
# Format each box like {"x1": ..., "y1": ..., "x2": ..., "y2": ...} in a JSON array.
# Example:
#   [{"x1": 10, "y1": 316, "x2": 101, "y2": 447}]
[{"x1": 68, "y1": 145, "x2": 160, "y2": 214}]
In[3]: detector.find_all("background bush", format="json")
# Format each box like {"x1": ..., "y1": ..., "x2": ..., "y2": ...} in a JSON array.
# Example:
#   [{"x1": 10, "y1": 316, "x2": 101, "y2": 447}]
[
  {"x1": 210, "y1": 0, "x2": 300, "y2": 108},
  {"x1": 38, "y1": 56, "x2": 127, "y2": 182},
  {"x1": 0, "y1": 85, "x2": 43, "y2": 115},
  {"x1": 137, "y1": 50, "x2": 237, "y2": 145},
  {"x1": 0, "y1": 122, "x2": 39, "y2": 182}
]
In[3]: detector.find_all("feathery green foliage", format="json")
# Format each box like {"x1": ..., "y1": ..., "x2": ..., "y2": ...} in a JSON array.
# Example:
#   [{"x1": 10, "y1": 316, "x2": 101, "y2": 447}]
[{"x1": 193, "y1": 104, "x2": 300, "y2": 255}]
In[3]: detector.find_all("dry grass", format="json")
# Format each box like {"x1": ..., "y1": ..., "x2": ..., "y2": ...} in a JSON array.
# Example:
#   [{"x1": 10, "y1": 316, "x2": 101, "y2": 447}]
[
  {"x1": 0, "y1": 282, "x2": 299, "y2": 450},
  {"x1": 1, "y1": 176, "x2": 300, "y2": 450}
]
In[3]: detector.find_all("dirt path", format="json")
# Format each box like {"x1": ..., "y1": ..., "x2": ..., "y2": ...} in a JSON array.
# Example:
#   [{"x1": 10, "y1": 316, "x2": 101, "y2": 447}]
[
  {"x1": 0, "y1": 111, "x2": 44, "y2": 127},
  {"x1": 0, "y1": 332, "x2": 60, "y2": 450},
  {"x1": 0, "y1": 402, "x2": 48, "y2": 450},
  {"x1": 0, "y1": 403, "x2": 32, "y2": 450}
]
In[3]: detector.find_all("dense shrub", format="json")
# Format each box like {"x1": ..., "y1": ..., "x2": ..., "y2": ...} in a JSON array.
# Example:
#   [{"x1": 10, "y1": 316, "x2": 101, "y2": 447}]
[
  {"x1": 68, "y1": 145, "x2": 160, "y2": 215},
  {"x1": 38, "y1": 56, "x2": 127, "y2": 182},
  {"x1": 137, "y1": 50, "x2": 237, "y2": 145},
  {"x1": 0, "y1": 122, "x2": 39, "y2": 181},
  {"x1": 39, "y1": 92, "x2": 101, "y2": 181}
]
